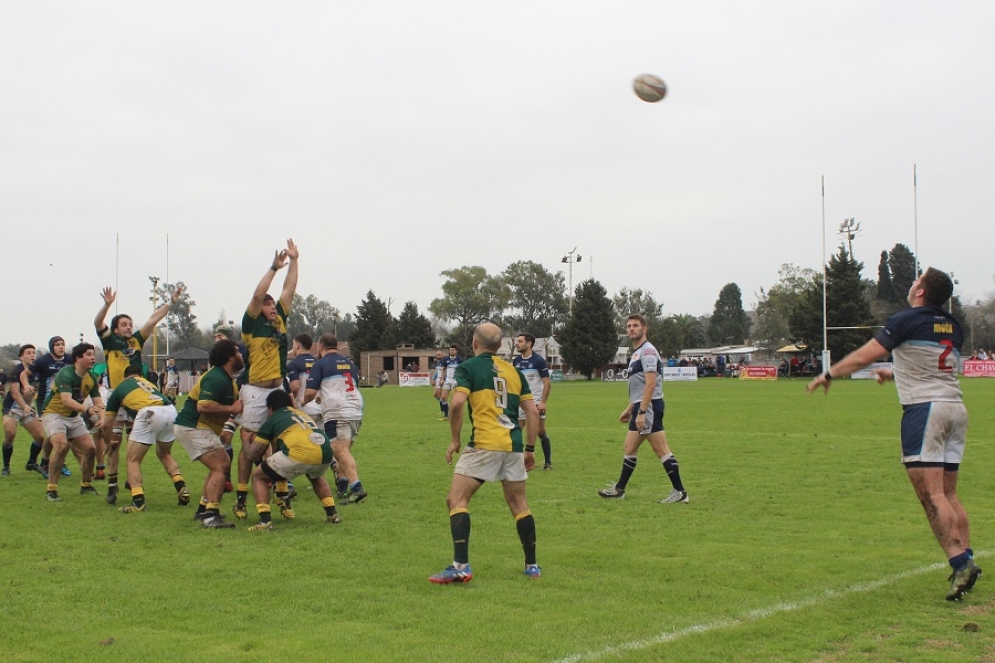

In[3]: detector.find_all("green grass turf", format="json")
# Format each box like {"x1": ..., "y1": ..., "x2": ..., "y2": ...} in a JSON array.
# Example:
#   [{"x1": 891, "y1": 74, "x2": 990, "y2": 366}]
[{"x1": 2, "y1": 377, "x2": 995, "y2": 662}]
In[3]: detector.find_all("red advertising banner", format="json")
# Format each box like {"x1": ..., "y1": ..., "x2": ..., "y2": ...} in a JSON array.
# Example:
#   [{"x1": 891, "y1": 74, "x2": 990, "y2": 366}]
[
  {"x1": 963, "y1": 360, "x2": 995, "y2": 378},
  {"x1": 738, "y1": 366, "x2": 777, "y2": 380}
]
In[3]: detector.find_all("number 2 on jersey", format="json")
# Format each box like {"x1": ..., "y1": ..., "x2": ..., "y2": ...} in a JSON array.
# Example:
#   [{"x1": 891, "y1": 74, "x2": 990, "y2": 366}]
[{"x1": 938, "y1": 339, "x2": 954, "y2": 371}]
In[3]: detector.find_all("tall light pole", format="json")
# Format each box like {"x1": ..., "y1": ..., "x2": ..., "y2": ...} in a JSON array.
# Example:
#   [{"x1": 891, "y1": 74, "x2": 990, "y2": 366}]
[
  {"x1": 838, "y1": 217, "x2": 861, "y2": 257},
  {"x1": 149, "y1": 276, "x2": 160, "y2": 371},
  {"x1": 561, "y1": 247, "x2": 582, "y2": 314}
]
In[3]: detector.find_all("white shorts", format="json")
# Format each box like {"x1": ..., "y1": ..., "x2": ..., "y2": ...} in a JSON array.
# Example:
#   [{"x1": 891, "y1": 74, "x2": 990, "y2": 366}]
[
  {"x1": 239, "y1": 384, "x2": 279, "y2": 432},
  {"x1": 453, "y1": 446, "x2": 527, "y2": 483},
  {"x1": 42, "y1": 413, "x2": 89, "y2": 440},
  {"x1": 174, "y1": 425, "x2": 224, "y2": 461},
  {"x1": 265, "y1": 451, "x2": 331, "y2": 481},
  {"x1": 129, "y1": 405, "x2": 178, "y2": 446},
  {"x1": 323, "y1": 419, "x2": 361, "y2": 442},
  {"x1": 901, "y1": 401, "x2": 969, "y2": 465},
  {"x1": 442, "y1": 378, "x2": 456, "y2": 391},
  {"x1": 4, "y1": 403, "x2": 38, "y2": 426}
]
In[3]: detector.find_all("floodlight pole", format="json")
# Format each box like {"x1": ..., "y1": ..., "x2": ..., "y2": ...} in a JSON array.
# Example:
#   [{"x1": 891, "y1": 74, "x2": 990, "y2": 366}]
[
  {"x1": 562, "y1": 247, "x2": 582, "y2": 314},
  {"x1": 149, "y1": 275, "x2": 160, "y2": 371},
  {"x1": 913, "y1": 164, "x2": 920, "y2": 276}
]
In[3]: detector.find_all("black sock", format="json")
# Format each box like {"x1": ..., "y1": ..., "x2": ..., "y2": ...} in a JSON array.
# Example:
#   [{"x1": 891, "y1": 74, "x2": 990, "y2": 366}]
[
  {"x1": 2, "y1": 444, "x2": 12, "y2": 467},
  {"x1": 336, "y1": 478, "x2": 349, "y2": 495},
  {"x1": 236, "y1": 490, "x2": 247, "y2": 505},
  {"x1": 450, "y1": 510, "x2": 471, "y2": 565},
  {"x1": 28, "y1": 442, "x2": 42, "y2": 464},
  {"x1": 539, "y1": 434, "x2": 551, "y2": 464},
  {"x1": 133, "y1": 493, "x2": 146, "y2": 508},
  {"x1": 662, "y1": 456, "x2": 684, "y2": 492},
  {"x1": 617, "y1": 455, "x2": 638, "y2": 490},
  {"x1": 515, "y1": 514, "x2": 537, "y2": 565},
  {"x1": 442, "y1": 402, "x2": 450, "y2": 417}
]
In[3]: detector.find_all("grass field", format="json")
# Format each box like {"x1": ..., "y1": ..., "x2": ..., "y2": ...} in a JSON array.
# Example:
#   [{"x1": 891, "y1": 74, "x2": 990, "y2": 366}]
[{"x1": 3, "y1": 377, "x2": 995, "y2": 662}]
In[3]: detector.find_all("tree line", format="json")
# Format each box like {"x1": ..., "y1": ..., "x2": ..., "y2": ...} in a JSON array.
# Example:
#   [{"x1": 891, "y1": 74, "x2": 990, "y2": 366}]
[{"x1": 4, "y1": 245, "x2": 995, "y2": 374}]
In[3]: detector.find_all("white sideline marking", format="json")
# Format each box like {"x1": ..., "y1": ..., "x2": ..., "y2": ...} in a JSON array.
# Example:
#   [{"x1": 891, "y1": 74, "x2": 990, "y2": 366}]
[{"x1": 551, "y1": 555, "x2": 986, "y2": 663}]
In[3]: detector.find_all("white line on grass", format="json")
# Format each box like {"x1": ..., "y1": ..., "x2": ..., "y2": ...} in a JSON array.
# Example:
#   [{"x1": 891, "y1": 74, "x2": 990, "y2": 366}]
[{"x1": 551, "y1": 553, "x2": 989, "y2": 663}]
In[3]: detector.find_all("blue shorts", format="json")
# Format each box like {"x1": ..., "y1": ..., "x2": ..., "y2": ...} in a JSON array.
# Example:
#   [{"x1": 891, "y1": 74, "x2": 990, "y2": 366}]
[
  {"x1": 900, "y1": 401, "x2": 968, "y2": 468},
  {"x1": 629, "y1": 400, "x2": 664, "y2": 435}
]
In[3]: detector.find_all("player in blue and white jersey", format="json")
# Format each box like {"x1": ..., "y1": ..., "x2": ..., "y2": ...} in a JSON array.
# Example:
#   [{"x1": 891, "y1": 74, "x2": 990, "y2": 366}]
[
  {"x1": 3, "y1": 345, "x2": 47, "y2": 476},
  {"x1": 438, "y1": 345, "x2": 463, "y2": 420},
  {"x1": 808, "y1": 267, "x2": 980, "y2": 601},
  {"x1": 431, "y1": 350, "x2": 446, "y2": 419},
  {"x1": 286, "y1": 333, "x2": 320, "y2": 420},
  {"x1": 20, "y1": 336, "x2": 74, "y2": 477},
  {"x1": 304, "y1": 334, "x2": 367, "y2": 503},
  {"x1": 599, "y1": 314, "x2": 688, "y2": 503},
  {"x1": 513, "y1": 333, "x2": 553, "y2": 470}
]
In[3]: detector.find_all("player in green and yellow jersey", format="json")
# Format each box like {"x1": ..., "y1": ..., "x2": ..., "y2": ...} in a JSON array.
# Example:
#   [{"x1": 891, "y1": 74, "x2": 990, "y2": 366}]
[
  {"x1": 429, "y1": 322, "x2": 541, "y2": 584},
  {"x1": 94, "y1": 284, "x2": 183, "y2": 503},
  {"x1": 39, "y1": 343, "x2": 104, "y2": 502},
  {"x1": 246, "y1": 389, "x2": 341, "y2": 531},
  {"x1": 173, "y1": 339, "x2": 243, "y2": 529},
  {"x1": 234, "y1": 239, "x2": 299, "y2": 519},
  {"x1": 103, "y1": 365, "x2": 190, "y2": 513}
]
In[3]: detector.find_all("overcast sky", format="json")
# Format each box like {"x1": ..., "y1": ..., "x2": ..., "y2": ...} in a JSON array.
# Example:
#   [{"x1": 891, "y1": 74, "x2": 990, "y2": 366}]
[{"x1": 2, "y1": 2, "x2": 992, "y2": 347}]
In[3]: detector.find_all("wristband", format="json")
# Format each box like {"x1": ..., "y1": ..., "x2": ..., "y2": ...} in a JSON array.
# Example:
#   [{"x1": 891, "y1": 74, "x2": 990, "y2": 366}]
[
  {"x1": 637, "y1": 409, "x2": 647, "y2": 414},
  {"x1": 525, "y1": 445, "x2": 535, "y2": 453},
  {"x1": 823, "y1": 372, "x2": 833, "y2": 381},
  {"x1": 270, "y1": 265, "x2": 279, "y2": 272}
]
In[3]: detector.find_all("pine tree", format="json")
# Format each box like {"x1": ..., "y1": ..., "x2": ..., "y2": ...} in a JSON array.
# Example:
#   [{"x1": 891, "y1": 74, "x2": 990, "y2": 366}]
[
  {"x1": 876, "y1": 251, "x2": 895, "y2": 303},
  {"x1": 350, "y1": 291, "x2": 394, "y2": 360},
  {"x1": 708, "y1": 283, "x2": 750, "y2": 345},
  {"x1": 557, "y1": 279, "x2": 618, "y2": 379}
]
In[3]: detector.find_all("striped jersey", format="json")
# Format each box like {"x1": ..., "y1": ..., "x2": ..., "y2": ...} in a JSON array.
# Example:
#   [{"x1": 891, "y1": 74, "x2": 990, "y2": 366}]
[{"x1": 454, "y1": 352, "x2": 533, "y2": 452}]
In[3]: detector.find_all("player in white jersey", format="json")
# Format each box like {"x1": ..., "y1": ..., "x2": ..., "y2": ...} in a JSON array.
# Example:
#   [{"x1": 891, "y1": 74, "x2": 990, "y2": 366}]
[
  {"x1": 808, "y1": 267, "x2": 980, "y2": 601},
  {"x1": 513, "y1": 333, "x2": 553, "y2": 469},
  {"x1": 437, "y1": 346, "x2": 462, "y2": 420},
  {"x1": 304, "y1": 334, "x2": 367, "y2": 503},
  {"x1": 599, "y1": 314, "x2": 688, "y2": 503},
  {"x1": 431, "y1": 350, "x2": 446, "y2": 419}
]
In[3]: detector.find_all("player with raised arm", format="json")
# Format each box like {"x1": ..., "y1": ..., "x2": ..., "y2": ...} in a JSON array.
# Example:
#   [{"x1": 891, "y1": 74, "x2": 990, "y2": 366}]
[
  {"x1": 599, "y1": 314, "x2": 688, "y2": 503},
  {"x1": 807, "y1": 267, "x2": 980, "y2": 601},
  {"x1": 94, "y1": 284, "x2": 183, "y2": 504},
  {"x1": 233, "y1": 239, "x2": 298, "y2": 520}
]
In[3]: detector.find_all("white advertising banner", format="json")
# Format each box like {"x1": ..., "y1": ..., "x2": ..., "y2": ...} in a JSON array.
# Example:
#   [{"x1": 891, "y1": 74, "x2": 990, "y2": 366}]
[
  {"x1": 663, "y1": 367, "x2": 698, "y2": 382},
  {"x1": 399, "y1": 372, "x2": 432, "y2": 387}
]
